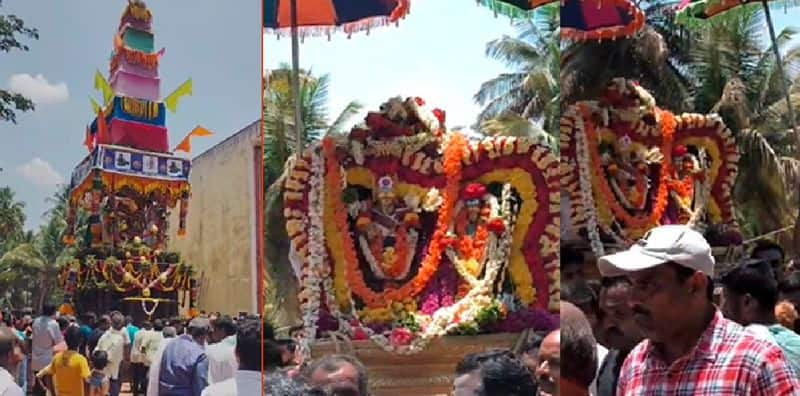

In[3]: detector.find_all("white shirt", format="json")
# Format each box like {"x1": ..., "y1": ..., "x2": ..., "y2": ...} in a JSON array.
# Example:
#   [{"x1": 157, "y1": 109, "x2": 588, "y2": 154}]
[
  {"x1": 96, "y1": 328, "x2": 130, "y2": 380},
  {"x1": 206, "y1": 336, "x2": 238, "y2": 384},
  {"x1": 139, "y1": 330, "x2": 164, "y2": 367},
  {"x1": 0, "y1": 367, "x2": 23, "y2": 396},
  {"x1": 146, "y1": 337, "x2": 174, "y2": 396},
  {"x1": 30, "y1": 316, "x2": 63, "y2": 371},
  {"x1": 200, "y1": 370, "x2": 261, "y2": 396},
  {"x1": 590, "y1": 343, "x2": 608, "y2": 396}
]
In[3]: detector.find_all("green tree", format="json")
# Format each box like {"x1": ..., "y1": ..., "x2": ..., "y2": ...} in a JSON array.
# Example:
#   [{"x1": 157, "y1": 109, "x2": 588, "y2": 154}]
[
  {"x1": 0, "y1": 186, "x2": 26, "y2": 255},
  {"x1": 475, "y1": 6, "x2": 560, "y2": 140},
  {"x1": 0, "y1": 0, "x2": 39, "y2": 123}
]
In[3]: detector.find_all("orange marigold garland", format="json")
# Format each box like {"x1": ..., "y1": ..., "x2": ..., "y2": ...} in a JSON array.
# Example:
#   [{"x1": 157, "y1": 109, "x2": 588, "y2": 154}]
[
  {"x1": 323, "y1": 133, "x2": 468, "y2": 308},
  {"x1": 582, "y1": 105, "x2": 676, "y2": 233}
]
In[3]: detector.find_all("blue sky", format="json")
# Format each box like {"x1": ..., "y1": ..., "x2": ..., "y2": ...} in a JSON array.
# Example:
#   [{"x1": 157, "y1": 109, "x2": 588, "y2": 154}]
[
  {"x1": 263, "y1": 0, "x2": 521, "y2": 133},
  {"x1": 0, "y1": 1, "x2": 261, "y2": 230}
]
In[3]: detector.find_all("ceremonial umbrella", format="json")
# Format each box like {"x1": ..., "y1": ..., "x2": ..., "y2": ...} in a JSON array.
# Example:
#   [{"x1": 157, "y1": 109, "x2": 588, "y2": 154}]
[
  {"x1": 475, "y1": 0, "x2": 555, "y2": 19},
  {"x1": 263, "y1": 0, "x2": 410, "y2": 154},
  {"x1": 560, "y1": 0, "x2": 645, "y2": 42},
  {"x1": 676, "y1": 0, "x2": 798, "y2": 143}
]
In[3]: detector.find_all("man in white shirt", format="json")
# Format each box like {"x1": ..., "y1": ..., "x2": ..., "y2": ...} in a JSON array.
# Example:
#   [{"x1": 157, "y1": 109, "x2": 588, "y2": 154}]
[
  {"x1": 201, "y1": 318, "x2": 262, "y2": 396},
  {"x1": 206, "y1": 316, "x2": 238, "y2": 384},
  {"x1": 146, "y1": 326, "x2": 176, "y2": 396},
  {"x1": 96, "y1": 312, "x2": 130, "y2": 396},
  {"x1": 30, "y1": 304, "x2": 63, "y2": 396},
  {"x1": 0, "y1": 327, "x2": 24, "y2": 396}
]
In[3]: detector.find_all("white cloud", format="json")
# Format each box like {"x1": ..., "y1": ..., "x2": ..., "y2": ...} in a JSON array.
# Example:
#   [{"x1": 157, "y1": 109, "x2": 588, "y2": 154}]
[
  {"x1": 8, "y1": 73, "x2": 69, "y2": 105},
  {"x1": 16, "y1": 158, "x2": 64, "y2": 187}
]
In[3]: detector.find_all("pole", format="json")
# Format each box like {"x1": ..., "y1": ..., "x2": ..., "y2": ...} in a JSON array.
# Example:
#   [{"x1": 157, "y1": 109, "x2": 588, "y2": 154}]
[
  {"x1": 762, "y1": 0, "x2": 799, "y2": 151},
  {"x1": 290, "y1": 0, "x2": 304, "y2": 155}
]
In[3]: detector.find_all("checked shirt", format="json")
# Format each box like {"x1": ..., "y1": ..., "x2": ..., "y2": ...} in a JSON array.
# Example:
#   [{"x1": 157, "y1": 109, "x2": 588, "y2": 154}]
[{"x1": 617, "y1": 310, "x2": 800, "y2": 395}]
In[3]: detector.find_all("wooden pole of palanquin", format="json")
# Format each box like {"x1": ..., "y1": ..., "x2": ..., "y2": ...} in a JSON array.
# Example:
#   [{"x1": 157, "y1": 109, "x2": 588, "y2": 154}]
[{"x1": 290, "y1": 0, "x2": 304, "y2": 155}]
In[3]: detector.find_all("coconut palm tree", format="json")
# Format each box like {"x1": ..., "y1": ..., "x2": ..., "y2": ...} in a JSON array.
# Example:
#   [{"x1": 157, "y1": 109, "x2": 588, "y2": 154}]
[
  {"x1": 560, "y1": 2, "x2": 693, "y2": 112},
  {"x1": 0, "y1": 186, "x2": 25, "y2": 252},
  {"x1": 263, "y1": 66, "x2": 363, "y2": 329},
  {"x1": 475, "y1": 6, "x2": 560, "y2": 139},
  {"x1": 685, "y1": 7, "x2": 800, "y2": 238}
]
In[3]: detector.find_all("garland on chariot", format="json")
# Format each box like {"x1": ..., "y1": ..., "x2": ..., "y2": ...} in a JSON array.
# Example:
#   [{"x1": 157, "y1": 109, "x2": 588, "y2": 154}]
[
  {"x1": 284, "y1": 96, "x2": 561, "y2": 354},
  {"x1": 561, "y1": 78, "x2": 741, "y2": 256},
  {"x1": 57, "y1": 0, "x2": 204, "y2": 319}
]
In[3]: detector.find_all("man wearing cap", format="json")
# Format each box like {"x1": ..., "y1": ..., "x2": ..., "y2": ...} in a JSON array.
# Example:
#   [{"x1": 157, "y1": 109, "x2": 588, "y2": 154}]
[
  {"x1": 156, "y1": 317, "x2": 209, "y2": 395},
  {"x1": 598, "y1": 225, "x2": 799, "y2": 395}
]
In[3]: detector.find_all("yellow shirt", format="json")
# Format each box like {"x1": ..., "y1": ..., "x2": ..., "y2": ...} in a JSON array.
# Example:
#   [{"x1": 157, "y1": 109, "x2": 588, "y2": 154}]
[{"x1": 41, "y1": 350, "x2": 91, "y2": 396}]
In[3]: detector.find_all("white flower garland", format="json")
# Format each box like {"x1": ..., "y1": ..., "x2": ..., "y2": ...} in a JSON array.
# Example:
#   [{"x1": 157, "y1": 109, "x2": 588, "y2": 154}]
[
  {"x1": 573, "y1": 112, "x2": 605, "y2": 257},
  {"x1": 357, "y1": 229, "x2": 419, "y2": 280}
]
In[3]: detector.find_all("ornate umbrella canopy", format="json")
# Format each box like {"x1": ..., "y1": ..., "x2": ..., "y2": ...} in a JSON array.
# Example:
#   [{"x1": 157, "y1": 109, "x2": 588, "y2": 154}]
[
  {"x1": 561, "y1": 0, "x2": 645, "y2": 42},
  {"x1": 476, "y1": 0, "x2": 556, "y2": 18},
  {"x1": 263, "y1": 0, "x2": 410, "y2": 36}
]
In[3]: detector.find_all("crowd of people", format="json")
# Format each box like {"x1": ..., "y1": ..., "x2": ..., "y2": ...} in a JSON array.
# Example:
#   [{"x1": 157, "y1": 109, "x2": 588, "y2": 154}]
[
  {"x1": 0, "y1": 307, "x2": 263, "y2": 396},
  {"x1": 560, "y1": 225, "x2": 800, "y2": 395}
]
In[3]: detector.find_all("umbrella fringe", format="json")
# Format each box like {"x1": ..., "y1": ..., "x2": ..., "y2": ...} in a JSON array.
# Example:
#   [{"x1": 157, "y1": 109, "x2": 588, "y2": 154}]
[
  {"x1": 561, "y1": 0, "x2": 645, "y2": 42},
  {"x1": 475, "y1": 0, "x2": 551, "y2": 19},
  {"x1": 266, "y1": 0, "x2": 411, "y2": 40}
]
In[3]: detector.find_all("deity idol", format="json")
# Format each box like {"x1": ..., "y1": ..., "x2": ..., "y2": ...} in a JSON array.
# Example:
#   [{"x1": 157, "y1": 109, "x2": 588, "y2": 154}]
[{"x1": 355, "y1": 176, "x2": 420, "y2": 286}]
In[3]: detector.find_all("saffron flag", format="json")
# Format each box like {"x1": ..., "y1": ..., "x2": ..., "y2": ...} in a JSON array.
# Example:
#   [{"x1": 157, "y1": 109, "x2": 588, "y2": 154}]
[
  {"x1": 89, "y1": 97, "x2": 101, "y2": 114},
  {"x1": 174, "y1": 125, "x2": 213, "y2": 153},
  {"x1": 93, "y1": 70, "x2": 114, "y2": 105},
  {"x1": 164, "y1": 78, "x2": 192, "y2": 113},
  {"x1": 83, "y1": 126, "x2": 94, "y2": 152},
  {"x1": 96, "y1": 108, "x2": 108, "y2": 145}
]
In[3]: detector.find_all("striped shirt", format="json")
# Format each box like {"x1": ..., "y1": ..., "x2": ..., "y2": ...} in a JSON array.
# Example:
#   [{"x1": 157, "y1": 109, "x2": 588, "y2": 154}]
[{"x1": 617, "y1": 310, "x2": 799, "y2": 395}]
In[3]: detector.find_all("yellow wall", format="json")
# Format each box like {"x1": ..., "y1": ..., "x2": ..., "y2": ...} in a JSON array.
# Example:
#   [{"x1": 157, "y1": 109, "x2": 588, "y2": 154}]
[{"x1": 167, "y1": 120, "x2": 261, "y2": 315}]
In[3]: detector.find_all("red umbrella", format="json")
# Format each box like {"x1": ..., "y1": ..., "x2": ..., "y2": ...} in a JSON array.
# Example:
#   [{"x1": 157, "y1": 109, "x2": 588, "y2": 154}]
[
  {"x1": 561, "y1": 0, "x2": 645, "y2": 42},
  {"x1": 264, "y1": 0, "x2": 410, "y2": 153}
]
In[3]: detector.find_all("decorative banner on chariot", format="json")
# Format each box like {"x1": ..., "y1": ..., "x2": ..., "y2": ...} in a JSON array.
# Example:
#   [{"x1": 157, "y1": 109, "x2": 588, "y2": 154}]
[
  {"x1": 560, "y1": 78, "x2": 741, "y2": 256},
  {"x1": 284, "y1": 97, "x2": 560, "y2": 354}
]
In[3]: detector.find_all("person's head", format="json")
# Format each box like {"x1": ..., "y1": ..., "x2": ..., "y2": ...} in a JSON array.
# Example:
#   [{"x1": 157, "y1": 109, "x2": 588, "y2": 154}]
[
  {"x1": 780, "y1": 271, "x2": 800, "y2": 309},
  {"x1": 56, "y1": 316, "x2": 69, "y2": 332},
  {"x1": 187, "y1": 317, "x2": 210, "y2": 344},
  {"x1": 519, "y1": 334, "x2": 543, "y2": 378},
  {"x1": 110, "y1": 312, "x2": 125, "y2": 330},
  {"x1": 560, "y1": 302, "x2": 597, "y2": 395},
  {"x1": 560, "y1": 279, "x2": 600, "y2": 336},
  {"x1": 775, "y1": 300, "x2": 799, "y2": 329},
  {"x1": 265, "y1": 371, "x2": 321, "y2": 396},
  {"x1": 162, "y1": 326, "x2": 177, "y2": 338},
  {"x1": 41, "y1": 304, "x2": 57, "y2": 318},
  {"x1": 598, "y1": 276, "x2": 644, "y2": 353},
  {"x1": 153, "y1": 319, "x2": 164, "y2": 332},
  {"x1": 234, "y1": 319, "x2": 261, "y2": 371},
  {"x1": 720, "y1": 259, "x2": 779, "y2": 326},
  {"x1": 97, "y1": 315, "x2": 111, "y2": 331},
  {"x1": 140, "y1": 321, "x2": 152, "y2": 330},
  {"x1": 82, "y1": 312, "x2": 97, "y2": 327},
  {"x1": 124, "y1": 316, "x2": 133, "y2": 326},
  {"x1": 453, "y1": 350, "x2": 536, "y2": 396},
  {"x1": 212, "y1": 315, "x2": 237, "y2": 344},
  {"x1": 91, "y1": 349, "x2": 108, "y2": 370},
  {"x1": 264, "y1": 340, "x2": 285, "y2": 372},
  {"x1": 598, "y1": 225, "x2": 715, "y2": 344},
  {"x1": 0, "y1": 327, "x2": 23, "y2": 372},
  {"x1": 561, "y1": 246, "x2": 585, "y2": 285},
  {"x1": 535, "y1": 330, "x2": 560, "y2": 396},
  {"x1": 304, "y1": 354, "x2": 368, "y2": 396},
  {"x1": 751, "y1": 240, "x2": 785, "y2": 282},
  {"x1": 172, "y1": 317, "x2": 185, "y2": 335},
  {"x1": 65, "y1": 325, "x2": 84, "y2": 351}
]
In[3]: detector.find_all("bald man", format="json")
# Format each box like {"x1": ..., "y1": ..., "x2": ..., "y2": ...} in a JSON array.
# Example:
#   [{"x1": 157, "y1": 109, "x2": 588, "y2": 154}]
[
  {"x1": 560, "y1": 301, "x2": 598, "y2": 396},
  {"x1": 0, "y1": 327, "x2": 24, "y2": 396},
  {"x1": 536, "y1": 330, "x2": 559, "y2": 396}
]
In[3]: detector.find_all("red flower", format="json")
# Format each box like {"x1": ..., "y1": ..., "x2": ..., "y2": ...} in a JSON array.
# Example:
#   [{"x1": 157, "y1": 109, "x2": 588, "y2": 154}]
[
  {"x1": 414, "y1": 97, "x2": 425, "y2": 106},
  {"x1": 462, "y1": 183, "x2": 487, "y2": 201},
  {"x1": 673, "y1": 145, "x2": 688, "y2": 157},
  {"x1": 432, "y1": 108, "x2": 445, "y2": 126},
  {"x1": 390, "y1": 327, "x2": 413, "y2": 346},
  {"x1": 486, "y1": 219, "x2": 505, "y2": 234},
  {"x1": 352, "y1": 327, "x2": 368, "y2": 340}
]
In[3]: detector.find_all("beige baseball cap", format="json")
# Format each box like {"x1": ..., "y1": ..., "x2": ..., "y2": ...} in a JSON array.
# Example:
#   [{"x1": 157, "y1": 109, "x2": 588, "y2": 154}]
[{"x1": 597, "y1": 225, "x2": 715, "y2": 277}]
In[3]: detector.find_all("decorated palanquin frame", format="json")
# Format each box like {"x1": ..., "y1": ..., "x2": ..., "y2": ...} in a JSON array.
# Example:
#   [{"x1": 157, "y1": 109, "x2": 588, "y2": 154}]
[
  {"x1": 560, "y1": 78, "x2": 740, "y2": 255},
  {"x1": 283, "y1": 97, "x2": 560, "y2": 354}
]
